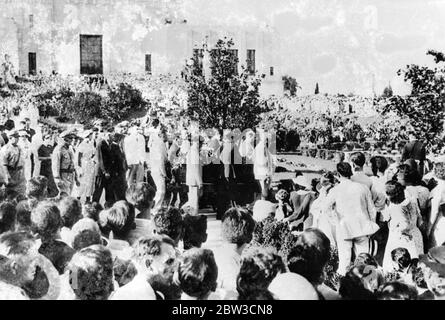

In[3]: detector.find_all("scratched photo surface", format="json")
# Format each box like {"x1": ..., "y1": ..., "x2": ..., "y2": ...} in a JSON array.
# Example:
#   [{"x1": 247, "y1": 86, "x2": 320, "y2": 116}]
[{"x1": 0, "y1": 0, "x2": 444, "y2": 302}]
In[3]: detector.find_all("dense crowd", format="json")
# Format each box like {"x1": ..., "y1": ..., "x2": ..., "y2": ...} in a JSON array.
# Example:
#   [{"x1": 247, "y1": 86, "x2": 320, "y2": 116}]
[
  {"x1": 1, "y1": 67, "x2": 445, "y2": 300},
  {"x1": 261, "y1": 95, "x2": 414, "y2": 153},
  {"x1": 0, "y1": 105, "x2": 442, "y2": 300}
]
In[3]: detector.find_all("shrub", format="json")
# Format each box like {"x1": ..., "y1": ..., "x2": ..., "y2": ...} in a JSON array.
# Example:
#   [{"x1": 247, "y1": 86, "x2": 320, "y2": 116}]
[
  {"x1": 101, "y1": 83, "x2": 148, "y2": 122},
  {"x1": 250, "y1": 217, "x2": 296, "y2": 262},
  {"x1": 35, "y1": 87, "x2": 75, "y2": 117},
  {"x1": 65, "y1": 91, "x2": 103, "y2": 124}
]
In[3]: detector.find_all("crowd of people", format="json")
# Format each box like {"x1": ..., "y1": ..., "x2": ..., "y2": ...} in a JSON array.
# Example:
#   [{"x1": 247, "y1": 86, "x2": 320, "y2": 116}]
[
  {"x1": 0, "y1": 103, "x2": 442, "y2": 300},
  {"x1": 0, "y1": 66, "x2": 445, "y2": 300},
  {"x1": 261, "y1": 94, "x2": 415, "y2": 153}
]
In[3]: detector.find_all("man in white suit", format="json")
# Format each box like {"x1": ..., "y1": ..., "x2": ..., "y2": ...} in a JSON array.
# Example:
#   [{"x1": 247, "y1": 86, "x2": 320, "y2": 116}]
[{"x1": 124, "y1": 126, "x2": 146, "y2": 186}]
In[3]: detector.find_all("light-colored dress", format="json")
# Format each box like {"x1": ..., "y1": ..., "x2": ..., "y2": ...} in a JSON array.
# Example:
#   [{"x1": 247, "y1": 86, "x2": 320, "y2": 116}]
[
  {"x1": 405, "y1": 185, "x2": 430, "y2": 214},
  {"x1": 311, "y1": 187, "x2": 339, "y2": 247},
  {"x1": 77, "y1": 140, "x2": 97, "y2": 199},
  {"x1": 429, "y1": 179, "x2": 445, "y2": 248},
  {"x1": 382, "y1": 198, "x2": 424, "y2": 271},
  {"x1": 253, "y1": 140, "x2": 274, "y2": 180}
]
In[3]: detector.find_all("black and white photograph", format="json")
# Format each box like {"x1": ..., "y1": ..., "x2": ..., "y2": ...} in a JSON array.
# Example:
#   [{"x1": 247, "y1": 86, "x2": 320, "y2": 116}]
[{"x1": 0, "y1": 0, "x2": 445, "y2": 304}]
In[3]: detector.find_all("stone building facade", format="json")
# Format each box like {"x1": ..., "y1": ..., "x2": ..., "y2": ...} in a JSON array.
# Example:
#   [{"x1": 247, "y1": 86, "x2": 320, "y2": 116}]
[{"x1": 0, "y1": 0, "x2": 283, "y2": 95}]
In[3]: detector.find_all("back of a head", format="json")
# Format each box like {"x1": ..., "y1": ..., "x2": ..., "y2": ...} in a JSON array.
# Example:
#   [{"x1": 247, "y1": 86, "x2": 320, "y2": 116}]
[
  {"x1": 175, "y1": 248, "x2": 218, "y2": 299},
  {"x1": 350, "y1": 152, "x2": 366, "y2": 168},
  {"x1": 370, "y1": 156, "x2": 388, "y2": 176},
  {"x1": 0, "y1": 231, "x2": 36, "y2": 257},
  {"x1": 31, "y1": 201, "x2": 62, "y2": 241},
  {"x1": 182, "y1": 214, "x2": 207, "y2": 250},
  {"x1": 237, "y1": 246, "x2": 286, "y2": 299},
  {"x1": 99, "y1": 201, "x2": 135, "y2": 240},
  {"x1": 0, "y1": 202, "x2": 16, "y2": 234},
  {"x1": 126, "y1": 183, "x2": 155, "y2": 212},
  {"x1": 337, "y1": 162, "x2": 353, "y2": 178},
  {"x1": 72, "y1": 229, "x2": 102, "y2": 251},
  {"x1": 268, "y1": 273, "x2": 319, "y2": 300},
  {"x1": 68, "y1": 245, "x2": 114, "y2": 300},
  {"x1": 385, "y1": 180, "x2": 405, "y2": 205},
  {"x1": 377, "y1": 281, "x2": 418, "y2": 300},
  {"x1": 15, "y1": 199, "x2": 37, "y2": 231},
  {"x1": 397, "y1": 163, "x2": 420, "y2": 186},
  {"x1": 221, "y1": 207, "x2": 255, "y2": 246},
  {"x1": 132, "y1": 235, "x2": 175, "y2": 267},
  {"x1": 72, "y1": 218, "x2": 100, "y2": 236},
  {"x1": 391, "y1": 247, "x2": 412, "y2": 271},
  {"x1": 26, "y1": 176, "x2": 48, "y2": 199},
  {"x1": 4, "y1": 119, "x2": 15, "y2": 131},
  {"x1": 82, "y1": 202, "x2": 103, "y2": 221},
  {"x1": 153, "y1": 207, "x2": 183, "y2": 244},
  {"x1": 287, "y1": 228, "x2": 331, "y2": 285},
  {"x1": 339, "y1": 265, "x2": 380, "y2": 300},
  {"x1": 58, "y1": 197, "x2": 82, "y2": 229}
]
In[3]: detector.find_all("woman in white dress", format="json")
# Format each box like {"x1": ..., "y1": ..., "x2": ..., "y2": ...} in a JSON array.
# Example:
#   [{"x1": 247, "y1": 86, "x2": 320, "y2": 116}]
[
  {"x1": 76, "y1": 130, "x2": 97, "y2": 202},
  {"x1": 310, "y1": 172, "x2": 339, "y2": 247},
  {"x1": 427, "y1": 159, "x2": 445, "y2": 249},
  {"x1": 253, "y1": 129, "x2": 274, "y2": 200},
  {"x1": 382, "y1": 181, "x2": 424, "y2": 271},
  {"x1": 185, "y1": 132, "x2": 203, "y2": 215}
]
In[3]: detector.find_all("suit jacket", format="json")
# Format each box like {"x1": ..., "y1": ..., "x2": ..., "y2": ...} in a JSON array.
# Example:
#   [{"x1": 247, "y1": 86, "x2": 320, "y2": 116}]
[
  {"x1": 402, "y1": 140, "x2": 426, "y2": 161},
  {"x1": 110, "y1": 142, "x2": 127, "y2": 177},
  {"x1": 95, "y1": 139, "x2": 113, "y2": 176}
]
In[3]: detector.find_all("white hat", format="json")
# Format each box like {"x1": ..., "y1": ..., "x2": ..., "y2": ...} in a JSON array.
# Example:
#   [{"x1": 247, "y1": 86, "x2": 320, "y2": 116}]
[
  {"x1": 268, "y1": 273, "x2": 319, "y2": 300},
  {"x1": 292, "y1": 175, "x2": 311, "y2": 190},
  {"x1": 252, "y1": 200, "x2": 277, "y2": 222}
]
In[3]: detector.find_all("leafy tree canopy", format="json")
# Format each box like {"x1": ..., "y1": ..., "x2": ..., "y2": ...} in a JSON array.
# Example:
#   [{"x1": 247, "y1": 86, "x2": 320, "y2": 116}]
[
  {"x1": 382, "y1": 50, "x2": 445, "y2": 152},
  {"x1": 184, "y1": 38, "x2": 269, "y2": 131}
]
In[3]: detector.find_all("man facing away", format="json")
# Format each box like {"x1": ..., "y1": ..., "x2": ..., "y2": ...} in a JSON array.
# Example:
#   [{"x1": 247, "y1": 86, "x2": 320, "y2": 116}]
[
  {"x1": 324, "y1": 162, "x2": 380, "y2": 275},
  {"x1": 402, "y1": 131, "x2": 426, "y2": 177},
  {"x1": 92, "y1": 127, "x2": 115, "y2": 203}
]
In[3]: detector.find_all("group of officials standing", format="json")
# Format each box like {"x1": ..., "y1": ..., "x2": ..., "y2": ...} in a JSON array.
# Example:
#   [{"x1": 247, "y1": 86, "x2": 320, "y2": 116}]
[{"x1": 0, "y1": 117, "x2": 276, "y2": 218}]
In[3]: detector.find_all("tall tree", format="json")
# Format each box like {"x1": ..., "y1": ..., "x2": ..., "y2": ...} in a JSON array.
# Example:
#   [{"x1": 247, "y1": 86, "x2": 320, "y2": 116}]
[
  {"x1": 315, "y1": 82, "x2": 320, "y2": 94},
  {"x1": 184, "y1": 38, "x2": 268, "y2": 131},
  {"x1": 383, "y1": 50, "x2": 445, "y2": 152}
]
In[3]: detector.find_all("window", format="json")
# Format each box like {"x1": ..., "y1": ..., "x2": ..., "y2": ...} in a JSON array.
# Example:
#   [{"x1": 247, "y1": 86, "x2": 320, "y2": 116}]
[
  {"x1": 145, "y1": 54, "x2": 152, "y2": 74},
  {"x1": 210, "y1": 48, "x2": 238, "y2": 76},
  {"x1": 28, "y1": 52, "x2": 36, "y2": 75},
  {"x1": 192, "y1": 49, "x2": 204, "y2": 76},
  {"x1": 228, "y1": 49, "x2": 238, "y2": 75},
  {"x1": 270, "y1": 66, "x2": 274, "y2": 76},
  {"x1": 80, "y1": 35, "x2": 103, "y2": 75},
  {"x1": 29, "y1": 14, "x2": 34, "y2": 28},
  {"x1": 247, "y1": 49, "x2": 255, "y2": 75}
]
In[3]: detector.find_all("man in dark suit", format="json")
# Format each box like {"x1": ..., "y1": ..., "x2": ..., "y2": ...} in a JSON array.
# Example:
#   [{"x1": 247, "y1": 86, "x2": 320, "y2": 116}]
[
  {"x1": 401, "y1": 131, "x2": 426, "y2": 176},
  {"x1": 109, "y1": 132, "x2": 128, "y2": 202},
  {"x1": 92, "y1": 127, "x2": 115, "y2": 203}
]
